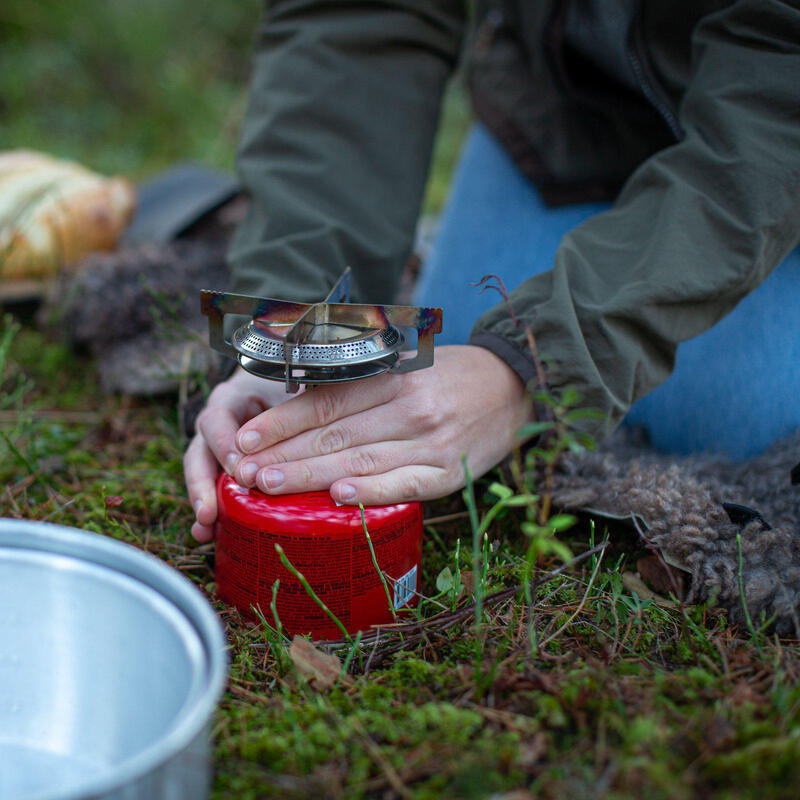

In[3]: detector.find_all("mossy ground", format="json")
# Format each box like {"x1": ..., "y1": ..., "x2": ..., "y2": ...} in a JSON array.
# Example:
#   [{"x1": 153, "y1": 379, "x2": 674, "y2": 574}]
[
  {"x1": 3, "y1": 4, "x2": 800, "y2": 797},
  {"x1": 3, "y1": 325, "x2": 800, "y2": 799}
]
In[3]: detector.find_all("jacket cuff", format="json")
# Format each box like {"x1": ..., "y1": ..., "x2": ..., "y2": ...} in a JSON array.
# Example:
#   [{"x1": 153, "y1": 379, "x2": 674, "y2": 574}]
[
  {"x1": 467, "y1": 330, "x2": 537, "y2": 387},
  {"x1": 468, "y1": 330, "x2": 551, "y2": 430}
]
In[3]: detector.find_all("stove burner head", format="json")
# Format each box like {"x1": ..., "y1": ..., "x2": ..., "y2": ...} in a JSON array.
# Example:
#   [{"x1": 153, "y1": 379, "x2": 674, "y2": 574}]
[
  {"x1": 232, "y1": 317, "x2": 404, "y2": 382},
  {"x1": 201, "y1": 268, "x2": 442, "y2": 392}
]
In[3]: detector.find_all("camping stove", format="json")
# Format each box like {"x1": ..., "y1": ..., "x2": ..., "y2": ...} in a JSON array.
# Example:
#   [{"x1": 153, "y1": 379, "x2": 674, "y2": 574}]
[
  {"x1": 201, "y1": 267, "x2": 442, "y2": 393},
  {"x1": 201, "y1": 269, "x2": 442, "y2": 639}
]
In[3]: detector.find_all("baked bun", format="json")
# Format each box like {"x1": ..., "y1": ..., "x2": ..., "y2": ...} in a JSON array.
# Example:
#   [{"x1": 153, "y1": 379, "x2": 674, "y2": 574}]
[{"x1": 0, "y1": 150, "x2": 136, "y2": 280}]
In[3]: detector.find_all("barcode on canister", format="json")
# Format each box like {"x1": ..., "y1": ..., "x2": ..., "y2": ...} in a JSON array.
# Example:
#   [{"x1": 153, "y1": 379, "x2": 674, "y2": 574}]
[{"x1": 393, "y1": 564, "x2": 418, "y2": 609}]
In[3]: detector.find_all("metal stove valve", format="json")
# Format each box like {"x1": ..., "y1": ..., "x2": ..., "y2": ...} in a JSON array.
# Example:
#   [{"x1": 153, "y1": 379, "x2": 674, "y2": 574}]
[{"x1": 201, "y1": 268, "x2": 443, "y2": 392}]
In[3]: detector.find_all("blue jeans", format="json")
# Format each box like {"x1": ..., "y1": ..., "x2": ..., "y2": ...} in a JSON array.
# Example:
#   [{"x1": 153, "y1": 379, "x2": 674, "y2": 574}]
[{"x1": 414, "y1": 125, "x2": 800, "y2": 459}]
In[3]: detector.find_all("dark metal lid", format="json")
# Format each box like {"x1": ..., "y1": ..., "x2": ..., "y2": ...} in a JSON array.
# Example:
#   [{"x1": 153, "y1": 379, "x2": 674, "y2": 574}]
[{"x1": 122, "y1": 164, "x2": 239, "y2": 245}]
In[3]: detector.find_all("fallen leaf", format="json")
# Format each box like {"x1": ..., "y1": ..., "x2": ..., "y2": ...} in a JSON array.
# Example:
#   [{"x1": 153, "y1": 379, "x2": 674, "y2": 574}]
[
  {"x1": 289, "y1": 636, "x2": 342, "y2": 689},
  {"x1": 517, "y1": 732, "x2": 547, "y2": 769},
  {"x1": 637, "y1": 554, "x2": 686, "y2": 598},
  {"x1": 622, "y1": 572, "x2": 678, "y2": 608},
  {"x1": 552, "y1": 488, "x2": 597, "y2": 508}
]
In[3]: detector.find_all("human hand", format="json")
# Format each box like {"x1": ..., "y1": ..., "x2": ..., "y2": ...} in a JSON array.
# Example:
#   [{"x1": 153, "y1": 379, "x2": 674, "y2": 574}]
[
  {"x1": 183, "y1": 368, "x2": 298, "y2": 542},
  {"x1": 231, "y1": 344, "x2": 531, "y2": 507}
]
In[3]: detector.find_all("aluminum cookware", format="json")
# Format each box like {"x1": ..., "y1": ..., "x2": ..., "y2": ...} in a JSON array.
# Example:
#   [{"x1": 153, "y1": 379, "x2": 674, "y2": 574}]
[{"x1": 0, "y1": 519, "x2": 227, "y2": 800}]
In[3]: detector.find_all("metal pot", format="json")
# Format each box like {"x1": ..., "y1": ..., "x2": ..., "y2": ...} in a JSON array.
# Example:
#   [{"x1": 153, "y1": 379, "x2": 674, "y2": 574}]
[{"x1": 0, "y1": 519, "x2": 227, "y2": 800}]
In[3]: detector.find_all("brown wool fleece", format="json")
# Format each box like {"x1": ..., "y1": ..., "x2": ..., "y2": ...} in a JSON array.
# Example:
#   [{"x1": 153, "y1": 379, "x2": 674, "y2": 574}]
[
  {"x1": 39, "y1": 238, "x2": 232, "y2": 395},
  {"x1": 552, "y1": 429, "x2": 800, "y2": 635}
]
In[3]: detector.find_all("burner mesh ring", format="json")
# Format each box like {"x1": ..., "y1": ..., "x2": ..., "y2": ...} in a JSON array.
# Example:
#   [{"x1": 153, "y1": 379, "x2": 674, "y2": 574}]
[{"x1": 233, "y1": 326, "x2": 402, "y2": 365}]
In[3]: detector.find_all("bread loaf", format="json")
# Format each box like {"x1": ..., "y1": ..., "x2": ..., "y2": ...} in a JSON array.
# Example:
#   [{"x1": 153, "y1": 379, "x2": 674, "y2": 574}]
[{"x1": 0, "y1": 150, "x2": 135, "y2": 280}]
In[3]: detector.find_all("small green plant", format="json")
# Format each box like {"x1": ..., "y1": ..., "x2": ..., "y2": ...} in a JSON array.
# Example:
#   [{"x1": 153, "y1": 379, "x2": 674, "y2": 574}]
[
  {"x1": 0, "y1": 315, "x2": 32, "y2": 414},
  {"x1": 359, "y1": 503, "x2": 398, "y2": 622},
  {"x1": 467, "y1": 274, "x2": 609, "y2": 652},
  {"x1": 252, "y1": 599, "x2": 291, "y2": 675},
  {"x1": 0, "y1": 315, "x2": 47, "y2": 494},
  {"x1": 434, "y1": 536, "x2": 462, "y2": 610},
  {"x1": 274, "y1": 543, "x2": 353, "y2": 643}
]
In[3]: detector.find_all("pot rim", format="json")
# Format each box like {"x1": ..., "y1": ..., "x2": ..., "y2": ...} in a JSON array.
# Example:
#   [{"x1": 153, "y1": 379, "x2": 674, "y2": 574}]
[{"x1": 0, "y1": 518, "x2": 228, "y2": 800}]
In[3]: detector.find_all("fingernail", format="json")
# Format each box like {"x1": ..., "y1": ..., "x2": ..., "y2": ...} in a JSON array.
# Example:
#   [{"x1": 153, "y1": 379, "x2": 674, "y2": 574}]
[
  {"x1": 239, "y1": 431, "x2": 261, "y2": 453},
  {"x1": 240, "y1": 462, "x2": 258, "y2": 485},
  {"x1": 262, "y1": 469, "x2": 284, "y2": 489},
  {"x1": 339, "y1": 484, "x2": 356, "y2": 502},
  {"x1": 225, "y1": 452, "x2": 240, "y2": 475},
  {"x1": 193, "y1": 500, "x2": 203, "y2": 517}
]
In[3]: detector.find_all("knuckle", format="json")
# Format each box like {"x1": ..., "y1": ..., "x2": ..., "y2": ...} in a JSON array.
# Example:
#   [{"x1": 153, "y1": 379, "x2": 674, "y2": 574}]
[
  {"x1": 347, "y1": 448, "x2": 378, "y2": 476},
  {"x1": 443, "y1": 464, "x2": 463, "y2": 490},
  {"x1": 298, "y1": 461, "x2": 314, "y2": 487},
  {"x1": 264, "y1": 449, "x2": 289, "y2": 465},
  {"x1": 266, "y1": 413, "x2": 288, "y2": 443},
  {"x1": 399, "y1": 474, "x2": 422, "y2": 501},
  {"x1": 408, "y1": 396, "x2": 442, "y2": 429},
  {"x1": 316, "y1": 425, "x2": 347, "y2": 455},
  {"x1": 195, "y1": 407, "x2": 213, "y2": 435},
  {"x1": 374, "y1": 481, "x2": 393, "y2": 505},
  {"x1": 312, "y1": 390, "x2": 339, "y2": 427},
  {"x1": 378, "y1": 473, "x2": 420, "y2": 504}
]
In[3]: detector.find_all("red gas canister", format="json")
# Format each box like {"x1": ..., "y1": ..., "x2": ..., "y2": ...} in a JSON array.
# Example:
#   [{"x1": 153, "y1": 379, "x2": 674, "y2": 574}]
[{"x1": 215, "y1": 473, "x2": 423, "y2": 639}]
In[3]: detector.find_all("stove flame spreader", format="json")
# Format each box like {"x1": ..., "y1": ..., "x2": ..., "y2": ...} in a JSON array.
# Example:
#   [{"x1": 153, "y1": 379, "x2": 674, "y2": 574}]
[
  {"x1": 201, "y1": 267, "x2": 442, "y2": 393},
  {"x1": 201, "y1": 269, "x2": 442, "y2": 639}
]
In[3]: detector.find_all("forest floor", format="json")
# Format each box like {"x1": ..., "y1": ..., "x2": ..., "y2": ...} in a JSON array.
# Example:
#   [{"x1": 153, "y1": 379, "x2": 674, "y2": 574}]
[
  {"x1": 3, "y1": 2, "x2": 800, "y2": 795},
  {"x1": 3, "y1": 321, "x2": 800, "y2": 799}
]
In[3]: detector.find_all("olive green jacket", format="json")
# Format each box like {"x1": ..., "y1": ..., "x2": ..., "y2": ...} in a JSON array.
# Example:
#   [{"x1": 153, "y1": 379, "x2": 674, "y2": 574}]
[{"x1": 229, "y1": 0, "x2": 800, "y2": 439}]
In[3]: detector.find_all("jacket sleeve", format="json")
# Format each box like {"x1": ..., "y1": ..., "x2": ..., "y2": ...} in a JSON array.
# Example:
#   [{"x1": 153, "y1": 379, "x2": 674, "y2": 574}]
[
  {"x1": 470, "y1": 0, "x2": 800, "y2": 439},
  {"x1": 228, "y1": 0, "x2": 464, "y2": 305}
]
